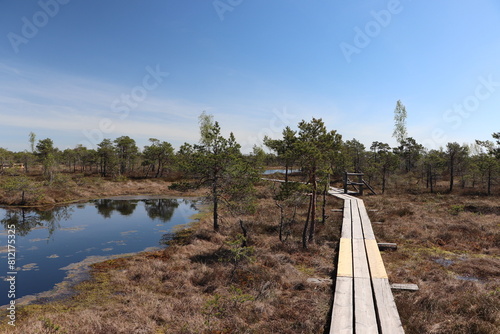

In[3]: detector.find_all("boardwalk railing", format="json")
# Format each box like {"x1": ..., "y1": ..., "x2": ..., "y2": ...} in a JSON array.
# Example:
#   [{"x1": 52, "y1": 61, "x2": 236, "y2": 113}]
[
  {"x1": 343, "y1": 172, "x2": 377, "y2": 195},
  {"x1": 329, "y1": 188, "x2": 404, "y2": 334}
]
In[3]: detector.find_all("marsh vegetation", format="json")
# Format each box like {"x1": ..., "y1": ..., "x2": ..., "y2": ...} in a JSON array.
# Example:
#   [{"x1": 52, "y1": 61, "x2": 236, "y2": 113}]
[{"x1": 0, "y1": 108, "x2": 499, "y2": 333}]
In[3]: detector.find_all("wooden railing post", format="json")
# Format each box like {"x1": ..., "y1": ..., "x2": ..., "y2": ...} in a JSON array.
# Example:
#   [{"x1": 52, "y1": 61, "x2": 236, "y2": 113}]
[
  {"x1": 358, "y1": 174, "x2": 364, "y2": 196},
  {"x1": 344, "y1": 172, "x2": 348, "y2": 194}
]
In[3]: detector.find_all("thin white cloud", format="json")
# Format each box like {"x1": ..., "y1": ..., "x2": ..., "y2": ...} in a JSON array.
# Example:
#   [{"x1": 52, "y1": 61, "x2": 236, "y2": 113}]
[
  {"x1": 1, "y1": 113, "x2": 92, "y2": 132},
  {"x1": 0, "y1": 63, "x2": 21, "y2": 75},
  {"x1": 0, "y1": 63, "x2": 212, "y2": 149},
  {"x1": 1, "y1": 62, "x2": 339, "y2": 152}
]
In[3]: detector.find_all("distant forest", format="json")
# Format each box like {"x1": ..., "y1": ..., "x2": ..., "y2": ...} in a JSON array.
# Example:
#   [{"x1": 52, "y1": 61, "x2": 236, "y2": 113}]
[{"x1": 1, "y1": 105, "x2": 499, "y2": 196}]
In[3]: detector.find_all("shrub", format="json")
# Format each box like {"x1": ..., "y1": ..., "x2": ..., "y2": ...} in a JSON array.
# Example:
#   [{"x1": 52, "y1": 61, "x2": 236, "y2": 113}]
[
  {"x1": 392, "y1": 206, "x2": 414, "y2": 217},
  {"x1": 449, "y1": 204, "x2": 465, "y2": 215},
  {"x1": 168, "y1": 182, "x2": 198, "y2": 191}
]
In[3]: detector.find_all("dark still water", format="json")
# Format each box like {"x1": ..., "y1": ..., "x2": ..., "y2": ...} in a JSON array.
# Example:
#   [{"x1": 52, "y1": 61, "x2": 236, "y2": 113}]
[
  {"x1": 0, "y1": 198, "x2": 200, "y2": 306},
  {"x1": 262, "y1": 168, "x2": 301, "y2": 175}
]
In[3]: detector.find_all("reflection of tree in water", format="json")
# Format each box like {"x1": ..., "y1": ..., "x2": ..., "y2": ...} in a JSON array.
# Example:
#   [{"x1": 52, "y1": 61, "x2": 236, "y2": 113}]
[
  {"x1": 93, "y1": 199, "x2": 185, "y2": 220},
  {"x1": 93, "y1": 199, "x2": 139, "y2": 218},
  {"x1": 38, "y1": 207, "x2": 73, "y2": 236},
  {"x1": 1, "y1": 199, "x2": 197, "y2": 239},
  {"x1": 179, "y1": 199, "x2": 199, "y2": 211},
  {"x1": 114, "y1": 200, "x2": 138, "y2": 216},
  {"x1": 158, "y1": 199, "x2": 199, "y2": 246},
  {"x1": 94, "y1": 199, "x2": 114, "y2": 218},
  {"x1": 1, "y1": 210, "x2": 41, "y2": 236},
  {"x1": 0, "y1": 206, "x2": 72, "y2": 237},
  {"x1": 143, "y1": 199, "x2": 179, "y2": 222}
]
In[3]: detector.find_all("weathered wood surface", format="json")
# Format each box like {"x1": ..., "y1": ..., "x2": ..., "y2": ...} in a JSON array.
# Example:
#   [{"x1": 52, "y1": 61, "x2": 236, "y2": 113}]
[
  {"x1": 341, "y1": 200, "x2": 352, "y2": 239},
  {"x1": 329, "y1": 188, "x2": 404, "y2": 334},
  {"x1": 391, "y1": 283, "x2": 419, "y2": 291},
  {"x1": 358, "y1": 200, "x2": 376, "y2": 240},
  {"x1": 373, "y1": 278, "x2": 405, "y2": 333},
  {"x1": 330, "y1": 276, "x2": 354, "y2": 334},
  {"x1": 362, "y1": 179, "x2": 377, "y2": 195},
  {"x1": 351, "y1": 200, "x2": 363, "y2": 240},
  {"x1": 354, "y1": 277, "x2": 378, "y2": 333}
]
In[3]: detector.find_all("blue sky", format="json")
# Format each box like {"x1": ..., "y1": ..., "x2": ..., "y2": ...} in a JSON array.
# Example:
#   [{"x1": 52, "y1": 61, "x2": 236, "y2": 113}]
[{"x1": 1, "y1": 0, "x2": 499, "y2": 153}]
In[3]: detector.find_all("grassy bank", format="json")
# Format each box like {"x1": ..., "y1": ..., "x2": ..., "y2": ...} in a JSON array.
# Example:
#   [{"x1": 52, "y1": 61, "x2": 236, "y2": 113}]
[
  {"x1": 0, "y1": 174, "x2": 199, "y2": 207},
  {"x1": 0, "y1": 179, "x2": 499, "y2": 333}
]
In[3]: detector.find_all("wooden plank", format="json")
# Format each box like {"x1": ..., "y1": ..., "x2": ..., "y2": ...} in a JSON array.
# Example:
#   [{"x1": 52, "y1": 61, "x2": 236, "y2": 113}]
[
  {"x1": 357, "y1": 200, "x2": 376, "y2": 240},
  {"x1": 329, "y1": 187, "x2": 346, "y2": 196},
  {"x1": 352, "y1": 239, "x2": 370, "y2": 279},
  {"x1": 332, "y1": 189, "x2": 346, "y2": 195},
  {"x1": 372, "y1": 278, "x2": 405, "y2": 334},
  {"x1": 351, "y1": 200, "x2": 363, "y2": 240},
  {"x1": 339, "y1": 193, "x2": 356, "y2": 201},
  {"x1": 348, "y1": 182, "x2": 365, "y2": 186},
  {"x1": 330, "y1": 277, "x2": 354, "y2": 334},
  {"x1": 337, "y1": 238, "x2": 353, "y2": 277},
  {"x1": 336, "y1": 194, "x2": 351, "y2": 201},
  {"x1": 353, "y1": 221, "x2": 378, "y2": 332},
  {"x1": 354, "y1": 277, "x2": 378, "y2": 333},
  {"x1": 341, "y1": 200, "x2": 352, "y2": 239},
  {"x1": 365, "y1": 239, "x2": 388, "y2": 279},
  {"x1": 330, "y1": 187, "x2": 359, "y2": 198},
  {"x1": 391, "y1": 283, "x2": 419, "y2": 291},
  {"x1": 330, "y1": 190, "x2": 355, "y2": 334}
]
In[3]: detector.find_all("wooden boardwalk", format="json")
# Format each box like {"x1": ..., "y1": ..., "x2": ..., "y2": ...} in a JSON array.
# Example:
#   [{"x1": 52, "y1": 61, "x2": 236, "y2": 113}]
[
  {"x1": 261, "y1": 178, "x2": 404, "y2": 332},
  {"x1": 328, "y1": 188, "x2": 404, "y2": 334}
]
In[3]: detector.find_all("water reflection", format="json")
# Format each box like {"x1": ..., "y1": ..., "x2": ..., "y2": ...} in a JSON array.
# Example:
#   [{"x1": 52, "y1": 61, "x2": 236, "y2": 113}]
[
  {"x1": 0, "y1": 198, "x2": 199, "y2": 306},
  {"x1": 1, "y1": 206, "x2": 72, "y2": 237},
  {"x1": 93, "y1": 199, "x2": 139, "y2": 217},
  {"x1": 1, "y1": 199, "x2": 192, "y2": 237},
  {"x1": 262, "y1": 168, "x2": 301, "y2": 175},
  {"x1": 144, "y1": 199, "x2": 178, "y2": 222}
]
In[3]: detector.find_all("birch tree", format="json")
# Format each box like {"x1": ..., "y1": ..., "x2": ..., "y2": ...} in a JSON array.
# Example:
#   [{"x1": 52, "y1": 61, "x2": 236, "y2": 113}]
[{"x1": 393, "y1": 100, "x2": 408, "y2": 145}]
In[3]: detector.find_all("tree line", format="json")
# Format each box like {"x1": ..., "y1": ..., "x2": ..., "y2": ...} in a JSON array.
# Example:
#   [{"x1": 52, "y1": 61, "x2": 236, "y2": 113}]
[
  {"x1": 1, "y1": 103, "x2": 499, "y2": 247},
  {"x1": 0, "y1": 134, "x2": 176, "y2": 179},
  {"x1": 0, "y1": 104, "x2": 499, "y2": 197}
]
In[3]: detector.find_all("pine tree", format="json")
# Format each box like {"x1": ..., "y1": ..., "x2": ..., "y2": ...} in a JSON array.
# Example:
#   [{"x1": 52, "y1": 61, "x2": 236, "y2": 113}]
[
  {"x1": 194, "y1": 112, "x2": 244, "y2": 231},
  {"x1": 295, "y1": 118, "x2": 341, "y2": 247}
]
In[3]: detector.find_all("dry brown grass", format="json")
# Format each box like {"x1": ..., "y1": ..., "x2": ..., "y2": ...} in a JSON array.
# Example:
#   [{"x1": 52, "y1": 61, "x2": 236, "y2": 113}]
[
  {"x1": 364, "y1": 192, "x2": 500, "y2": 334},
  {"x1": 0, "y1": 181, "x2": 337, "y2": 333},
  {"x1": 0, "y1": 174, "x2": 203, "y2": 206}
]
